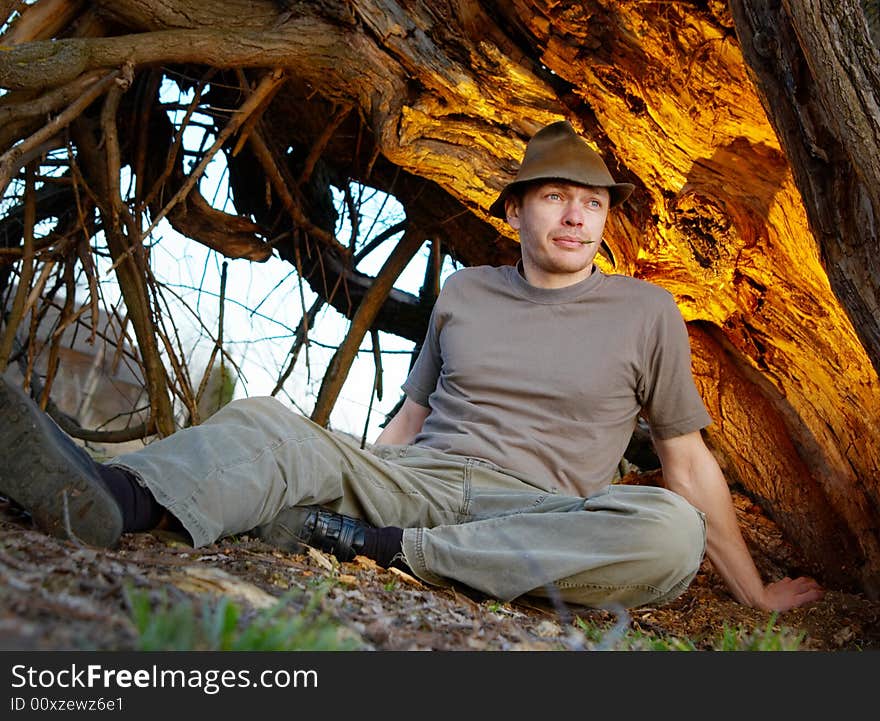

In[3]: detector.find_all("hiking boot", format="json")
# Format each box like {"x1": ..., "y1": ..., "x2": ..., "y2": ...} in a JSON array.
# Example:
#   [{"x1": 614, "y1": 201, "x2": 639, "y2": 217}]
[
  {"x1": 258, "y1": 505, "x2": 372, "y2": 562},
  {"x1": 0, "y1": 375, "x2": 123, "y2": 547}
]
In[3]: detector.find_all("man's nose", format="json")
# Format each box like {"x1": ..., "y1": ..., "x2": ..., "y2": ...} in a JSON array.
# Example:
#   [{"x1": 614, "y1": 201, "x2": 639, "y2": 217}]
[{"x1": 562, "y1": 202, "x2": 584, "y2": 226}]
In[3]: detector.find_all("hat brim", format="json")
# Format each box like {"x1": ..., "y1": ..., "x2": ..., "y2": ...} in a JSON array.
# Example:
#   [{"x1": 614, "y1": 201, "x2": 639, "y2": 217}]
[{"x1": 488, "y1": 178, "x2": 635, "y2": 219}]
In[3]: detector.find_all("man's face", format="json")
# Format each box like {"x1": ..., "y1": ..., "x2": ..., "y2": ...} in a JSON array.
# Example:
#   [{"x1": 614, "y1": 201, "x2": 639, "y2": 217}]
[{"x1": 506, "y1": 181, "x2": 610, "y2": 289}]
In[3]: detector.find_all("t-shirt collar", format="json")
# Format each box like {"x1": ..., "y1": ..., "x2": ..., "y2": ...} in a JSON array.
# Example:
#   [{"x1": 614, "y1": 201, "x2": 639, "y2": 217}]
[{"x1": 506, "y1": 260, "x2": 605, "y2": 304}]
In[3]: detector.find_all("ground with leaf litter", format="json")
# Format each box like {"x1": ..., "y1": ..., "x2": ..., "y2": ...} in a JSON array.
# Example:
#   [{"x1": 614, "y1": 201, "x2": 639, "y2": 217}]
[{"x1": 1, "y1": 490, "x2": 878, "y2": 651}]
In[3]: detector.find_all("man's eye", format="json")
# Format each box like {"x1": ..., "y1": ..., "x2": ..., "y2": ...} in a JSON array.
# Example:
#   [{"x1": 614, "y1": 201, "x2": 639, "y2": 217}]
[{"x1": 547, "y1": 192, "x2": 561, "y2": 200}]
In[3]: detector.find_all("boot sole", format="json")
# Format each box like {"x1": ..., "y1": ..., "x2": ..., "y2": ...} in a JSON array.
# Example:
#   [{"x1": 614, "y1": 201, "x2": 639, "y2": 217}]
[{"x1": 0, "y1": 376, "x2": 122, "y2": 547}]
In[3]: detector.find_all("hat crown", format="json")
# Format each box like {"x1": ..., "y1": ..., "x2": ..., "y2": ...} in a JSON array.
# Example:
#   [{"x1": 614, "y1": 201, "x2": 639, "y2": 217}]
[
  {"x1": 513, "y1": 121, "x2": 616, "y2": 187},
  {"x1": 488, "y1": 120, "x2": 634, "y2": 218}
]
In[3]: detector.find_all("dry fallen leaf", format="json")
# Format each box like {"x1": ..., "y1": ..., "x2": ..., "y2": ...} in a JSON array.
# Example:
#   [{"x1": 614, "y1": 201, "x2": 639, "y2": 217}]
[
  {"x1": 306, "y1": 546, "x2": 335, "y2": 572},
  {"x1": 354, "y1": 555, "x2": 380, "y2": 570},
  {"x1": 388, "y1": 566, "x2": 427, "y2": 587},
  {"x1": 165, "y1": 565, "x2": 278, "y2": 610}
]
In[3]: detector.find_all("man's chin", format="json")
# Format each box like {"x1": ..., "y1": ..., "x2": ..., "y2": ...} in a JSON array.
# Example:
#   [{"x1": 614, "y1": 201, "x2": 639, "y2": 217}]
[{"x1": 545, "y1": 262, "x2": 594, "y2": 279}]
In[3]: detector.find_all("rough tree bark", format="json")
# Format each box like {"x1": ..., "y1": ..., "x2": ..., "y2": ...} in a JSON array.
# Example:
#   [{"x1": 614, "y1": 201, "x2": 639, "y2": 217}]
[
  {"x1": 730, "y1": 0, "x2": 880, "y2": 378},
  {"x1": 0, "y1": 0, "x2": 878, "y2": 596}
]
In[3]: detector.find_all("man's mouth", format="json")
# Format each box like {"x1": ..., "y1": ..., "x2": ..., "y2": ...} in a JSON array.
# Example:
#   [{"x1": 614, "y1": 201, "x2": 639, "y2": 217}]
[{"x1": 553, "y1": 236, "x2": 594, "y2": 246}]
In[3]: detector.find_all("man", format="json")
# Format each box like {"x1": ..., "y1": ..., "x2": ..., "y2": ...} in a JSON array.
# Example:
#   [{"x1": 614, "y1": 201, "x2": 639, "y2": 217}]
[{"x1": 0, "y1": 121, "x2": 822, "y2": 611}]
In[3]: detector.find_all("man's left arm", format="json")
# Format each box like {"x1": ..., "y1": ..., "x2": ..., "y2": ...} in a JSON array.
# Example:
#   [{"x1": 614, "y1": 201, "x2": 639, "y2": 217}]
[{"x1": 653, "y1": 431, "x2": 824, "y2": 611}]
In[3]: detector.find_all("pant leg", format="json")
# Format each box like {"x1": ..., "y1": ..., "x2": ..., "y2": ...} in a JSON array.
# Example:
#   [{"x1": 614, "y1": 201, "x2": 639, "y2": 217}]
[
  {"x1": 525, "y1": 485, "x2": 706, "y2": 609},
  {"x1": 108, "y1": 397, "x2": 471, "y2": 547},
  {"x1": 110, "y1": 400, "x2": 704, "y2": 608},
  {"x1": 402, "y1": 466, "x2": 707, "y2": 610}
]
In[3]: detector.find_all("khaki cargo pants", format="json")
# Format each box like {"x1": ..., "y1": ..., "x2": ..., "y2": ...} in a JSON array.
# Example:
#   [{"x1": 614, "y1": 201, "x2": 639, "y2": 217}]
[{"x1": 111, "y1": 397, "x2": 706, "y2": 609}]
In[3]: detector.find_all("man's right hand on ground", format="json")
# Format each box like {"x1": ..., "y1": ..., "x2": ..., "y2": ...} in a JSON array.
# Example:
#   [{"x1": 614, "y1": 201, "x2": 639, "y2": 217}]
[{"x1": 756, "y1": 576, "x2": 825, "y2": 612}]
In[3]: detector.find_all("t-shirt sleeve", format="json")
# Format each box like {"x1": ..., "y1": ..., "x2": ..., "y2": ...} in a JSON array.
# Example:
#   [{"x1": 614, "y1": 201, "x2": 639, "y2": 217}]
[
  {"x1": 638, "y1": 293, "x2": 712, "y2": 439},
  {"x1": 401, "y1": 295, "x2": 445, "y2": 408}
]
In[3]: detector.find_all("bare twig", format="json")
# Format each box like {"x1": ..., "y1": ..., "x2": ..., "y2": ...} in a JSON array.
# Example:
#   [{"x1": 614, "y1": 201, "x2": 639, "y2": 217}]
[
  {"x1": 353, "y1": 220, "x2": 408, "y2": 263},
  {"x1": 194, "y1": 260, "x2": 228, "y2": 414},
  {"x1": 360, "y1": 328, "x2": 383, "y2": 449},
  {"x1": 146, "y1": 266, "x2": 197, "y2": 422},
  {"x1": 137, "y1": 68, "x2": 286, "y2": 245},
  {"x1": 21, "y1": 258, "x2": 56, "y2": 319},
  {"x1": 292, "y1": 241, "x2": 313, "y2": 383},
  {"x1": 271, "y1": 296, "x2": 323, "y2": 397},
  {"x1": 66, "y1": 143, "x2": 101, "y2": 345},
  {"x1": 296, "y1": 104, "x2": 351, "y2": 187},
  {"x1": 230, "y1": 69, "x2": 281, "y2": 158},
  {"x1": 0, "y1": 70, "x2": 121, "y2": 198},
  {"x1": 358, "y1": 181, "x2": 393, "y2": 251},
  {"x1": 53, "y1": 412, "x2": 155, "y2": 444},
  {"x1": 311, "y1": 227, "x2": 425, "y2": 426},
  {"x1": 38, "y1": 260, "x2": 76, "y2": 410},
  {"x1": 246, "y1": 127, "x2": 349, "y2": 257},
  {"x1": 140, "y1": 69, "x2": 216, "y2": 211},
  {"x1": 132, "y1": 69, "x2": 164, "y2": 209},
  {"x1": 0, "y1": 71, "x2": 105, "y2": 126},
  {"x1": 370, "y1": 327, "x2": 383, "y2": 403},
  {"x1": 0, "y1": 162, "x2": 36, "y2": 372},
  {"x1": 141, "y1": 277, "x2": 243, "y2": 387},
  {"x1": 343, "y1": 184, "x2": 360, "y2": 251}
]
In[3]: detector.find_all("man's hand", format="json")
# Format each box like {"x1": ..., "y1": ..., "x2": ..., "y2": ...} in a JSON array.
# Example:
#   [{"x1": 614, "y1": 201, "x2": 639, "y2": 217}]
[{"x1": 756, "y1": 576, "x2": 824, "y2": 612}]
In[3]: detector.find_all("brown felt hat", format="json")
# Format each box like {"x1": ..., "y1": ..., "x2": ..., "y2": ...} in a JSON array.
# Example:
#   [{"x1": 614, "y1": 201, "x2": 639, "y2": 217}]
[{"x1": 489, "y1": 120, "x2": 634, "y2": 218}]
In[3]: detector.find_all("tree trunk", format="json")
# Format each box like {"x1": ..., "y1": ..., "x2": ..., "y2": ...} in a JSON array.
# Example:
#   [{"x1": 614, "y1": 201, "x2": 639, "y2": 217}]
[
  {"x1": 0, "y1": 0, "x2": 878, "y2": 595},
  {"x1": 729, "y1": 0, "x2": 880, "y2": 379}
]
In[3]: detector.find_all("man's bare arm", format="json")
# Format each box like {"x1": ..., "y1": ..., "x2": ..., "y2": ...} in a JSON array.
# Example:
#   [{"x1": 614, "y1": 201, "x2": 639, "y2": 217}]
[
  {"x1": 653, "y1": 431, "x2": 824, "y2": 611},
  {"x1": 374, "y1": 398, "x2": 430, "y2": 446}
]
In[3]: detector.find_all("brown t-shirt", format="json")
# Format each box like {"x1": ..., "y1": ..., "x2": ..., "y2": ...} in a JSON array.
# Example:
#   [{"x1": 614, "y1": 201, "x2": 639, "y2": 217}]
[{"x1": 402, "y1": 263, "x2": 711, "y2": 497}]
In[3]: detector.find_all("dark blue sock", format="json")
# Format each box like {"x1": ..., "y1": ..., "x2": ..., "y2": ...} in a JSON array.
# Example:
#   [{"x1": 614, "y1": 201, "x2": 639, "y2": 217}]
[
  {"x1": 359, "y1": 526, "x2": 406, "y2": 569},
  {"x1": 96, "y1": 465, "x2": 164, "y2": 532}
]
